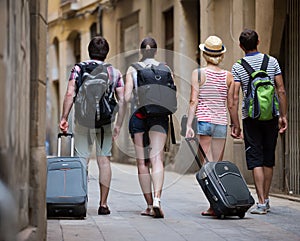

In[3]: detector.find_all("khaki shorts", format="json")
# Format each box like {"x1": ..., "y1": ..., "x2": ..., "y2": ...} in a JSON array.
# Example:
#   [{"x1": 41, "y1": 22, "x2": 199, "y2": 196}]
[{"x1": 74, "y1": 123, "x2": 113, "y2": 158}]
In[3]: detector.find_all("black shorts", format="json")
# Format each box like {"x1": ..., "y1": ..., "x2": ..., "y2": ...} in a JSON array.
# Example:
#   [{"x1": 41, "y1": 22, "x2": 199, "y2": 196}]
[
  {"x1": 243, "y1": 117, "x2": 279, "y2": 170},
  {"x1": 129, "y1": 113, "x2": 169, "y2": 138}
]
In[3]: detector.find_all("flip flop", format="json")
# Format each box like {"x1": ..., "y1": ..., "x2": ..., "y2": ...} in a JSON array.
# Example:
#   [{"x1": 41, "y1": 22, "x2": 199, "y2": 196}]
[{"x1": 141, "y1": 208, "x2": 154, "y2": 216}]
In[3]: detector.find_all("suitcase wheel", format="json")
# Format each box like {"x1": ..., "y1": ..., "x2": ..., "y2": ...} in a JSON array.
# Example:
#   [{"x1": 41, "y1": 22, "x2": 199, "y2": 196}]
[{"x1": 238, "y1": 212, "x2": 245, "y2": 219}]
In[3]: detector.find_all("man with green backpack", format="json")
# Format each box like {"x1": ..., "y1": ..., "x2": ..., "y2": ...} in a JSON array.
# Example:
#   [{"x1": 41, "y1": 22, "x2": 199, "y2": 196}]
[{"x1": 231, "y1": 29, "x2": 287, "y2": 214}]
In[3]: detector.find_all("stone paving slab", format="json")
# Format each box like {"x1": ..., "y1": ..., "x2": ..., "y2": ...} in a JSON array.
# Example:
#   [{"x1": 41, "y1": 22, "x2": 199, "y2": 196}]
[{"x1": 47, "y1": 161, "x2": 300, "y2": 241}]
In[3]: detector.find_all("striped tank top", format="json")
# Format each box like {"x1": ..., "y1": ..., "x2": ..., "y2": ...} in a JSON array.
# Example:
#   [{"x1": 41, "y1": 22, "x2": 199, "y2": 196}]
[{"x1": 195, "y1": 68, "x2": 228, "y2": 125}]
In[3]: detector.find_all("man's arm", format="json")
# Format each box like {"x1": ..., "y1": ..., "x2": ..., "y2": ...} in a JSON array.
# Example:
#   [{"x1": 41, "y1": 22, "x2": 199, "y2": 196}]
[
  {"x1": 275, "y1": 74, "x2": 287, "y2": 133},
  {"x1": 231, "y1": 81, "x2": 242, "y2": 138},
  {"x1": 226, "y1": 72, "x2": 238, "y2": 125},
  {"x1": 59, "y1": 79, "x2": 76, "y2": 133},
  {"x1": 113, "y1": 86, "x2": 126, "y2": 140},
  {"x1": 112, "y1": 70, "x2": 127, "y2": 140}
]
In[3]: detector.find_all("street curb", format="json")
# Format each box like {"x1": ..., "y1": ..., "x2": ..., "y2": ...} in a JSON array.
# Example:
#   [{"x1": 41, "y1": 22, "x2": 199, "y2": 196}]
[{"x1": 248, "y1": 185, "x2": 300, "y2": 203}]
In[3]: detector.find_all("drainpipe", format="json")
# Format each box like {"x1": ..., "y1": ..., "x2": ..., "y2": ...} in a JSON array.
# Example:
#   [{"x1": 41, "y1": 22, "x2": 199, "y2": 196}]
[{"x1": 98, "y1": 5, "x2": 103, "y2": 36}]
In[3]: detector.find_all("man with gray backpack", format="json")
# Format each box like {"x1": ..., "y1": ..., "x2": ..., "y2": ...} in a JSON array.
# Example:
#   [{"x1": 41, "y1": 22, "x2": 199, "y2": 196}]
[
  {"x1": 231, "y1": 29, "x2": 287, "y2": 214},
  {"x1": 60, "y1": 36, "x2": 126, "y2": 215}
]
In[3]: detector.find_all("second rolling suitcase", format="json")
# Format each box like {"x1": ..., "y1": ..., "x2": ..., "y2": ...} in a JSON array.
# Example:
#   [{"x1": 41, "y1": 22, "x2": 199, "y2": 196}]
[
  {"x1": 46, "y1": 133, "x2": 88, "y2": 218},
  {"x1": 186, "y1": 137, "x2": 254, "y2": 219}
]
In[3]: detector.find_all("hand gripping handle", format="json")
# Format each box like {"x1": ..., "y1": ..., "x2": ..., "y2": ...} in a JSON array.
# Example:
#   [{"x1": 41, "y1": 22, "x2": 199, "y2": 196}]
[{"x1": 185, "y1": 137, "x2": 210, "y2": 168}]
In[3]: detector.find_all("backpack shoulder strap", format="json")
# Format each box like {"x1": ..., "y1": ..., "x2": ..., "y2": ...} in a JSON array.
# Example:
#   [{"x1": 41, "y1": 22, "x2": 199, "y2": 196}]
[
  {"x1": 131, "y1": 62, "x2": 143, "y2": 71},
  {"x1": 158, "y1": 62, "x2": 167, "y2": 68},
  {"x1": 106, "y1": 65, "x2": 116, "y2": 96},
  {"x1": 158, "y1": 62, "x2": 172, "y2": 72},
  {"x1": 261, "y1": 54, "x2": 269, "y2": 71},
  {"x1": 239, "y1": 58, "x2": 255, "y2": 75},
  {"x1": 74, "y1": 63, "x2": 85, "y2": 100},
  {"x1": 238, "y1": 59, "x2": 255, "y2": 98}
]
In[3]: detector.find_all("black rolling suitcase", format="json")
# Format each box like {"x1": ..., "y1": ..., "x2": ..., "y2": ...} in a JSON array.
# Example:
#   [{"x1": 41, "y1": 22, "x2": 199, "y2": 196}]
[
  {"x1": 46, "y1": 133, "x2": 88, "y2": 218},
  {"x1": 186, "y1": 137, "x2": 254, "y2": 219}
]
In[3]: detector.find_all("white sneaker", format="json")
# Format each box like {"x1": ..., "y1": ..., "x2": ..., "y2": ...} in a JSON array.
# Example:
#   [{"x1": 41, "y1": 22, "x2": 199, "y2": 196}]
[
  {"x1": 250, "y1": 203, "x2": 267, "y2": 214},
  {"x1": 265, "y1": 199, "x2": 270, "y2": 212},
  {"x1": 153, "y1": 197, "x2": 160, "y2": 208},
  {"x1": 153, "y1": 197, "x2": 164, "y2": 218}
]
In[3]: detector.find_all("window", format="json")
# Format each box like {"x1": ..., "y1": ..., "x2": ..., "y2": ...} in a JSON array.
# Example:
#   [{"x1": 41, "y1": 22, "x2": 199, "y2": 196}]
[
  {"x1": 164, "y1": 8, "x2": 174, "y2": 70},
  {"x1": 120, "y1": 12, "x2": 139, "y2": 71}
]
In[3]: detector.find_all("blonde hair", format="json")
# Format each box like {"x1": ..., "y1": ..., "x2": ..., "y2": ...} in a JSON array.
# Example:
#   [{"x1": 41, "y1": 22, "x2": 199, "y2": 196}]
[{"x1": 203, "y1": 52, "x2": 224, "y2": 65}]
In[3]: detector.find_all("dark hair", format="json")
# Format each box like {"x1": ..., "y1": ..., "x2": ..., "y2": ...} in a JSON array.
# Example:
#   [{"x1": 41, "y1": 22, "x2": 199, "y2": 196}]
[
  {"x1": 239, "y1": 29, "x2": 259, "y2": 51},
  {"x1": 140, "y1": 37, "x2": 157, "y2": 61},
  {"x1": 88, "y1": 36, "x2": 109, "y2": 61}
]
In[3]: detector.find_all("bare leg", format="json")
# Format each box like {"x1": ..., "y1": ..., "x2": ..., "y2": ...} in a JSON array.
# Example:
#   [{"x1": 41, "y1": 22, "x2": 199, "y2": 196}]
[
  {"x1": 210, "y1": 138, "x2": 226, "y2": 162},
  {"x1": 197, "y1": 135, "x2": 212, "y2": 164},
  {"x1": 133, "y1": 132, "x2": 153, "y2": 209},
  {"x1": 97, "y1": 156, "x2": 111, "y2": 207},
  {"x1": 198, "y1": 136, "x2": 226, "y2": 216},
  {"x1": 252, "y1": 166, "x2": 265, "y2": 204},
  {"x1": 196, "y1": 135, "x2": 214, "y2": 215},
  {"x1": 263, "y1": 166, "x2": 273, "y2": 200},
  {"x1": 148, "y1": 131, "x2": 167, "y2": 199}
]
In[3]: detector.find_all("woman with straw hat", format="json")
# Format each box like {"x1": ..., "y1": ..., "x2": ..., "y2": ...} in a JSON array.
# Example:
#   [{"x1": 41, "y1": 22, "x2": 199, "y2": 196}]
[{"x1": 185, "y1": 35, "x2": 241, "y2": 216}]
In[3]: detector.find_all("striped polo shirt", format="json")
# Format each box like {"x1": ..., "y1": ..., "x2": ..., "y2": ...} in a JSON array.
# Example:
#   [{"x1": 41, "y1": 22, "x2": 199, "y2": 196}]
[
  {"x1": 195, "y1": 68, "x2": 228, "y2": 125},
  {"x1": 231, "y1": 52, "x2": 282, "y2": 119}
]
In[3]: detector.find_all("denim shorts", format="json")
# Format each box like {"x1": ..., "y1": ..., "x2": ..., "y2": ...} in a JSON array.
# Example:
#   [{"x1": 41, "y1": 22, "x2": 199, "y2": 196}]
[
  {"x1": 197, "y1": 121, "x2": 227, "y2": 139},
  {"x1": 129, "y1": 114, "x2": 169, "y2": 137}
]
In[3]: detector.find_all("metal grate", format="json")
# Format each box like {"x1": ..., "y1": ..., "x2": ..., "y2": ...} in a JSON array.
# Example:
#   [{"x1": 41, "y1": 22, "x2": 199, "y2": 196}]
[{"x1": 287, "y1": 0, "x2": 300, "y2": 196}]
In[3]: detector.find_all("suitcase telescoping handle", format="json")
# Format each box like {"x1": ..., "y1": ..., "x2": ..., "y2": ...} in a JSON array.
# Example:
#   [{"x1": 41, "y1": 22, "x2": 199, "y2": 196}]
[
  {"x1": 185, "y1": 137, "x2": 209, "y2": 168},
  {"x1": 57, "y1": 133, "x2": 74, "y2": 157}
]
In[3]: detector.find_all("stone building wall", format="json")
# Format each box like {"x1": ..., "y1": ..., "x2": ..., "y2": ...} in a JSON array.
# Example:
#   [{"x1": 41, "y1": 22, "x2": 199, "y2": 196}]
[{"x1": 0, "y1": 0, "x2": 48, "y2": 240}]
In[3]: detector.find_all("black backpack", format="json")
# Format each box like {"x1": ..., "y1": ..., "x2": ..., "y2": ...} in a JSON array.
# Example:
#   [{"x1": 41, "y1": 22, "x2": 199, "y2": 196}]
[
  {"x1": 74, "y1": 62, "x2": 118, "y2": 128},
  {"x1": 131, "y1": 62, "x2": 177, "y2": 117}
]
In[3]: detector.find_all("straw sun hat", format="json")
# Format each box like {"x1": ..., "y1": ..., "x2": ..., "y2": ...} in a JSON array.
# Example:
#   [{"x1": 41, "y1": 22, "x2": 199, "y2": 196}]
[{"x1": 199, "y1": 36, "x2": 226, "y2": 56}]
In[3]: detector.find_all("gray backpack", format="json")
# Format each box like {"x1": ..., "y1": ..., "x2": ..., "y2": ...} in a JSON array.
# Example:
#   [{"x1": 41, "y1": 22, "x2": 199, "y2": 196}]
[{"x1": 74, "y1": 62, "x2": 117, "y2": 128}]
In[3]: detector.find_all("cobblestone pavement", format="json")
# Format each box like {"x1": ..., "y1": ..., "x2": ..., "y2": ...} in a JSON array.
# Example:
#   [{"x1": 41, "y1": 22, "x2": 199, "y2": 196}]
[{"x1": 47, "y1": 161, "x2": 300, "y2": 241}]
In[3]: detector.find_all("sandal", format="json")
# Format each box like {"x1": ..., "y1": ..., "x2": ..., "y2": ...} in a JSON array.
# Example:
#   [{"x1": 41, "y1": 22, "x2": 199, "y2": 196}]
[
  {"x1": 141, "y1": 207, "x2": 154, "y2": 216},
  {"x1": 201, "y1": 210, "x2": 215, "y2": 216},
  {"x1": 98, "y1": 206, "x2": 111, "y2": 215}
]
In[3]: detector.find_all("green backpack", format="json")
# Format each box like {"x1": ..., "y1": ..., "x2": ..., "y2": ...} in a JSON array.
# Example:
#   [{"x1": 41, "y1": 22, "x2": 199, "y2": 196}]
[{"x1": 238, "y1": 54, "x2": 279, "y2": 121}]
